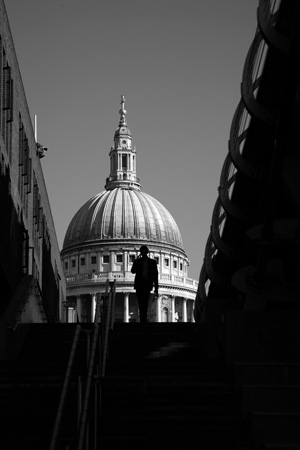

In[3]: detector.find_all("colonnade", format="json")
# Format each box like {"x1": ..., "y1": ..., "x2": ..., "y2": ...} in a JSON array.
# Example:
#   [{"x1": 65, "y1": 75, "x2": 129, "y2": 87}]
[{"x1": 69, "y1": 291, "x2": 194, "y2": 323}]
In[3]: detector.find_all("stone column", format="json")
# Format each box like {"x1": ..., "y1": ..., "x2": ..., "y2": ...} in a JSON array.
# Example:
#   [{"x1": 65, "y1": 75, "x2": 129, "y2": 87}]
[
  {"x1": 91, "y1": 293, "x2": 96, "y2": 322},
  {"x1": 182, "y1": 298, "x2": 187, "y2": 323},
  {"x1": 156, "y1": 295, "x2": 161, "y2": 323},
  {"x1": 124, "y1": 292, "x2": 129, "y2": 323},
  {"x1": 110, "y1": 251, "x2": 115, "y2": 272},
  {"x1": 124, "y1": 251, "x2": 128, "y2": 273},
  {"x1": 171, "y1": 296, "x2": 176, "y2": 323},
  {"x1": 76, "y1": 295, "x2": 81, "y2": 322}
]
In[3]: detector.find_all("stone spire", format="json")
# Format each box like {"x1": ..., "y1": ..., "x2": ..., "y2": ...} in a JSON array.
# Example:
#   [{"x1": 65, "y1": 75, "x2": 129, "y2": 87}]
[
  {"x1": 105, "y1": 96, "x2": 141, "y2": 191},
  {"x1": 119, "y1": 95, "x2": 127, "y2": 126}
]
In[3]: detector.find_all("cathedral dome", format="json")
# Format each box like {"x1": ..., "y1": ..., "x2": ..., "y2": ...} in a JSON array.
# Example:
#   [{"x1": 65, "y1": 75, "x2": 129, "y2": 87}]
[
  {"x1": 61, "y1": 96, "x2": 196, "y2": 325},
  {"x1": 63, "y1": 95, "x2": 185, "y2": 253},
  {"x1": 63, "y1": 187, "x2": 183, "y2": 250}
]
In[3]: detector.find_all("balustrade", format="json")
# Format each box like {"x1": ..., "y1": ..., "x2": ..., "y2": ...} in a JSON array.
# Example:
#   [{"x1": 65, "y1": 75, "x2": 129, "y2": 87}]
[{"x1": 66, "y1": 271, "x2": 198, "y2": 289}]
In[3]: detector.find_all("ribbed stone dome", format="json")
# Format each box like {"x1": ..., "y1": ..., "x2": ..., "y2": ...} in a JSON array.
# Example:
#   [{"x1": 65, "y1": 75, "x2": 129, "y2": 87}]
[{"x1": 63, "y1": 187, "x2": 183, "y2": 250}]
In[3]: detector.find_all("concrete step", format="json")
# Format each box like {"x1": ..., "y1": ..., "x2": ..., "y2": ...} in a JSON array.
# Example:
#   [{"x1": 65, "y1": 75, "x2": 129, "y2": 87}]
[
  {"x1": 100, "y1": 413, "x2": 247, "y2": 441},
  {"x1": 259, "y1": 444, "x2": 300, "y2": 450},
  {"x1": 0, "y1": 324, "x2": 83, "y2": 449},
  {"x1": 240, "y1": 384, "x2": 300, "y2": 415},
  {"x1": 102, "y1": 378, "x2": 237, "y2": 412},
  {"x1": 250, "y1": 411, "x2": 300, "y2": 446},
  {"x1": 232, "y1": 362, "x2": 300, "y2": 386},
  {"x1": 100, "y1": 323, "x2": 248, "y2": 449},
  {"x1": 99, "y1": 435, "x2": 252, "y2": 450}
]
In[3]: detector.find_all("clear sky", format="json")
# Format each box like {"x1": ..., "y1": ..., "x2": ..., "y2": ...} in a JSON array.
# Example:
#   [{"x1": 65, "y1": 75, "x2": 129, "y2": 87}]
[{"x1": 5, "y1": 0, "x2": 258, "y2": 281}]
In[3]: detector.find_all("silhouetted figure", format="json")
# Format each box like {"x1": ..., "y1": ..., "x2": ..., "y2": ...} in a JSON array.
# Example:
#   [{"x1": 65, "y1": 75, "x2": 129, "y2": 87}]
[{"x1": 131, "y1": 245, "x2": 158, "y2": 323}]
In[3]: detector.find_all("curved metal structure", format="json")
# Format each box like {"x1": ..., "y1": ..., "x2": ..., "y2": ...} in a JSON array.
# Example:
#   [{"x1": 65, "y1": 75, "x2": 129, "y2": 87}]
[{"x1": 195, "y1": 0, "x2": 300, "y2": 321}]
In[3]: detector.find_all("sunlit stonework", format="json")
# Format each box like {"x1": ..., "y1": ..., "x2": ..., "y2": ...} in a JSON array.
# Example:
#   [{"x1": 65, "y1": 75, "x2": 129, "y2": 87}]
[{"x1": 61, "y1": 97, "x2": 198, "y2": 322}]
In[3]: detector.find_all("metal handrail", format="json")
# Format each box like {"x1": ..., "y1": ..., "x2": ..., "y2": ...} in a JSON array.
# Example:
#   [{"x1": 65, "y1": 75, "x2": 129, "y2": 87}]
[
  {"x1": 101, "y1": 283, "x2": 113, "y2": 377},
  {"x1": 101, "y1": 279, "x2": 109, "y2": 365},
  {"x1": 110, "y1": 280, "x2": 116, "y2": 331},
  {"x1": 49, "y1": 325, "x2": 82, "y2": 450},
  {"x1": 77, "y1": 322, "x2": 101, "y2": 450},
  {"x1": 48, "y1": 279, "x2": 117, "y2": 449},
  {"x1": 75, "y1": 279, "x2": 116, "y2": 449}
]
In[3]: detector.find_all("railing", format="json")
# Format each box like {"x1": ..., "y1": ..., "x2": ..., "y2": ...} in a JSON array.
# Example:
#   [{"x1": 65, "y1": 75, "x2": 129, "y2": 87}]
[
  {"x1": 49, "y1": 279, "x2": 117, "y2": 450},
  {"x1": 100, "y1": 279, "x2": 116, "y2": 377},
  {"x1": 76, "y1": 319, "x2": 101, "y2": 449},
  {"x1": 66, "y1": 271, "x2": 198, "y2": 290},
  {"x1": 49, "y1": 325, "x2": 82, "y2": 450},
  {"x1": 66, "y1": 271, "x2": 135, "y2": 283}
]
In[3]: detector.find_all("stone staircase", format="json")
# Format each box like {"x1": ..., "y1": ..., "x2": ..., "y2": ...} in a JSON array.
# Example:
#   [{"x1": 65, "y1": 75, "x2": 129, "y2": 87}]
[
  {"x1": 222, "y1": 310, "x2": 300, "y2": 449},
  {"x1": 0, "y1": 323, "x2": 87, "y2": 450},
  {"x1": 100, "y1": 322, "x2": 251, "y2": 449},
  {"x1": 2, "y1": 319, "x2": 297, "y2": 449},
  {"x1": 233, "y1": 362, "x2": 300, "y2": 448}
]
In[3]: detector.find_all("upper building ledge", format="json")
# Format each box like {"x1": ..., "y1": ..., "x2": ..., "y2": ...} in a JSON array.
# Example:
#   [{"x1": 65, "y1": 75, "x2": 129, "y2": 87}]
[{"x1": 66, "y1": 271, "x2": 198, "y2": 291}]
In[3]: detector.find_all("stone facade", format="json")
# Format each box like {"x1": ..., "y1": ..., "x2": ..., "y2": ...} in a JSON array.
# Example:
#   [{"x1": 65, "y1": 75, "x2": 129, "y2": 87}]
[
  {"x1": 0, "y1": 0, "x2": 65, "y2": 345},
  {"x1": 62, "y1": 244, "x2": 197, "y2": 323}
]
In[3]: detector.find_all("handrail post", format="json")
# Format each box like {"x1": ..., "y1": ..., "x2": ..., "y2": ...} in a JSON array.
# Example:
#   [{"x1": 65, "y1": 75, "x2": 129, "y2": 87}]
[
  {"x1": 110, "y1": 279, "x2": 116, "y2": 331},
  {"x1": 93, "y1": 370, "x2": 98, "y2": 450},
  {"x1": 77, "y1": 375, "x2": 82, "y2": 426},
  {"x1": 76, "y1": 324, "x2": 101, "y2": 450},
  {"x1": 101, "y1": 289, "x2": 112, "y2": 377},
  {"x1": 86, "y1": 330, "x2": 90, "y2": 367},
  {"x1": 101, "y1": 280, "x2": 109, "y2": 354},
  {"x1": 49, "y1": 325, "x2": 81, "y2": 450}
]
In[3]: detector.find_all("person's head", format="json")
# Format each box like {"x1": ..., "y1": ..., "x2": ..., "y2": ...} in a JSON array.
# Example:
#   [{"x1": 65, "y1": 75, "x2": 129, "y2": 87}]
[{"x1": 140, "y1": 245, "x2": 149, "y2": 257}]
